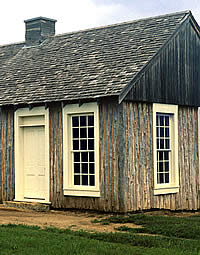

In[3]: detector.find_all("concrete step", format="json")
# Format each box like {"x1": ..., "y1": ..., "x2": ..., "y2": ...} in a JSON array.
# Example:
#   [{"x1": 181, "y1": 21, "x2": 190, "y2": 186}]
[{"x1": 3, "y1": 201, "x2": 51, "y2": 212}]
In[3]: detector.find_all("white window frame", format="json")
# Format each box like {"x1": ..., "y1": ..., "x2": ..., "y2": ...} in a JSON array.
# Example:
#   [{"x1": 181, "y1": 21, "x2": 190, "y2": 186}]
[
  {"x1": 153, "y1": 103, "x2": 179, "y2": 195},
  {"x1": 14, "y1": 106, "x2": 50, "y2": 203},
  {"x1": 63, "y1": 102, "x2": 100, "y2": 197}
]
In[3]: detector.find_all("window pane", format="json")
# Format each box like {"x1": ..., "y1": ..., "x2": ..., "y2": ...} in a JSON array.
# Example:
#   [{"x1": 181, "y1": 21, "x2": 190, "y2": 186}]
[
  {"x1": 160, "y1": 116, "x2": 164, "y2": 126},
  {"x1": 82, "y1": 175, "x2": 88, "y2": 185},
  {"x1": 80, "y1": 116, "x2": 86, "y2": 126},
  {"x1": 156, "y1": 115, "x2": 159, "y2": 126},
  {"x1": 164, "y1": 151, "x2": 169, "y2": 160},
  {"x1": 165, "y1": 139, "x2": 170, "y2": 149},
  {"x1": 165, "y1": 162, "x2": 169, "y2": 172},
  {"x1": 159, "y1": 173, "x2": 164, "y2": 184},
  {"x1": 80, "y1": 140, "x2": 87, "y2": 150},
  {"x1": 73, "y1": 140, "x2": 79, "y2": 150},
  {"x1": 159, "y1": 151, "x2": 163, "y2": 161},
  {"x1": 165, "y1": 128, "x2": 169, "y2": 137},
  {"x1": 165, "y1": 173, "x2": 169, "y2": 183},
  {"x1": 74, "y1": 163, "x2": 80, "y2": 173},
  {"x1": 72, "y1": 116, "x2": 79, "y2": 127},
  {"x1": 157, "y1": 139, "x2": 159, "y2": 149},
  {"x1": 88, "y1": 139, "x2": 94, "y2": 150},
  {"x1": 89, "y1": 152, "x2": 94, "y2": 162},
  {"x1": 80, "y1": 128, "x2": 87, "y2": 138},
  {"x1": 81, "y1": 152, "x2": 88, "y2": 162},
  {"x1": 90, "y1": 175, "x2": 95, "y2": 186},
  {"x1": 74, "y1": 175, "x2": 80, "y2": 185},
  {"x1": 88, "y1": 115, "x2": 94, "y2": 126},
  {"x1": 156, "y1": 127, "x2": 159, "y2": 137},
  {"x1": 165, "y1": 116, "x2": 169, "y2": 126},
  {"x1": 82, "y1": 163, "x2": 88, "y2": 174},
  {"x1": 74, "y1": 152, "x2": 80, "y2": 162},
  {"x1": 160, "y1": 139, "x2": 164, "y2": 149},
  {"x1": 159, "y1": 162, "x2": 163, "y2": 172},
  {"x1": 160, "y1": 127, "x2": 164, "y2": 137},
  {"x1": 73, "y1": 128, "x2": 79, "y2": 138},
  {"x1": 88, "y1": 127, "x2": 94, "y2": 138},
  {"x1": 89, "y1": 163, "x2": 95, "y2": 174},
  {"x1": 157, "y1": 173, "x2": 160, "y2": 183}
]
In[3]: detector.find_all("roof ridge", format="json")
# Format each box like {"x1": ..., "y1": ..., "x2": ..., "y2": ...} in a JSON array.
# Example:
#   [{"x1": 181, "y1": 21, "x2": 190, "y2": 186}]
[
  {"x1": 54, "y1": 10, "x2": 190, "y2": 39},
  {"x1": 0, "y1": 10, "x2": 190, "y2": 48},
  {"x1": 0, "y1": 41, "x2": 24, "y2": 49}
]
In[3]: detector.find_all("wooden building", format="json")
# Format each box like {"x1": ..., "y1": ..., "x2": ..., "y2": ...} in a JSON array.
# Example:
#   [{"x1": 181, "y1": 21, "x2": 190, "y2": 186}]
[{"x1": 0, "y1": 11, "x2": 200, "y2": 212}]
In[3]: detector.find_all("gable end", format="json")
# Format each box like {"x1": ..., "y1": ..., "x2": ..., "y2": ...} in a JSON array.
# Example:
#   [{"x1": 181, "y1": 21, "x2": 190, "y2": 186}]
[{"x1": 119, "y1": 12, "x2": 199, "y2": 106}]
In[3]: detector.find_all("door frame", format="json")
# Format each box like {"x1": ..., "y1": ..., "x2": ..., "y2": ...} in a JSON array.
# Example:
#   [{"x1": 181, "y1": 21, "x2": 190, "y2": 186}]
[{"x1": 14, "y1": 107, "x2": 50, "y2": 203}]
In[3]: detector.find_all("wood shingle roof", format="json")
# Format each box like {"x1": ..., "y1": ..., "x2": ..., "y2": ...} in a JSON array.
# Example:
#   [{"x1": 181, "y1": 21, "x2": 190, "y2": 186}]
[{"x1": 0, "y1": 11, "x2": 191, "y2": 106}]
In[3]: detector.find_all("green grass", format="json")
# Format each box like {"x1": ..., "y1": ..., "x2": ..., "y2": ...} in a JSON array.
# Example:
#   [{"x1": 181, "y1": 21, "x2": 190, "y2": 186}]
[
  {"x1": 93, "y1": 213, "x2": 200, "y2": 239},
  {"x1": 0, "y1": 213, "x2": 200, "y2": 254},
  {"x1": 0, "y1": 224, "x2": 176, "y2": 255}
]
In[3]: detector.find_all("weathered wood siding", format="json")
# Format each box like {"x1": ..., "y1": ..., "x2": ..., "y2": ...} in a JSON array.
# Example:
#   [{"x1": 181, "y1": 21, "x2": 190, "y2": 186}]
[
  {"x1": 122, "y1": 102, "x2": 153, "y2": 211},
  {"x1": 99, "y1": 100, "x2": 122, "y2": 211},
  {"x1": 0, "y1": 108, "x2": 14, "y2": 202},
  {"x1": 49, "y1": 101, "x2": 125, "y2": 211},
  {"x1": 125, "y1": 20, "x2": 200, "y2": 107},
  {"x1": 123, "y1": 102, "x2": 199, "y2": 211},
  {"x1": 0, "y1": 101, "x2": 198, "y2": 212},
  {"x1": 49, "y1": 104, "x2": 64, "y2": 208}
]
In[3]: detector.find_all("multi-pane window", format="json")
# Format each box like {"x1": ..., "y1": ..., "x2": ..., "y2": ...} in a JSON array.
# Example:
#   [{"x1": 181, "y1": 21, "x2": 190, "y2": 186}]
[
  {"x1": 63, "y1": 102, "x2": 100, "y2": 197},
  {"x1": 153, "y1": 103, "x2": 179, "y2": 195},
  {"x1": 156, "y1": 114, "x2": 171, "y2": 184},
  {"x1": 72, "y1": 114, "x2": 95, "y2": 187}
]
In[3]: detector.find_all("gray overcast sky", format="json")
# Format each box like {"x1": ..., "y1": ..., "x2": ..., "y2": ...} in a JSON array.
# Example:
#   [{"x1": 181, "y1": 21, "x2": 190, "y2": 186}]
[{"x1": 1, "y1": 0, "x2": 200, "y2": 45}]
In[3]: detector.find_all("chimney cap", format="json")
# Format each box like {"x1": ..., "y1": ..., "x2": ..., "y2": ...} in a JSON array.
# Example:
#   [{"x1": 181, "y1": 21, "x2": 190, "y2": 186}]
[
  {"x1": 24, "y1": 16, "x2": 57, "y2": 23},
  {"x1": 24, "y1": 16, "x2": 57, "y2": 46}
]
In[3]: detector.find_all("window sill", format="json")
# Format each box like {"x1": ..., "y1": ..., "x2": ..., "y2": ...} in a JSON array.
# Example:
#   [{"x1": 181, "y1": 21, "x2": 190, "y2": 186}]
[
  {"x1": 154, "y1": 186, "x2": 179, "y2": 195},
  {"x1": 64, "y1": 188, "x2": 100, "y2": 197}
]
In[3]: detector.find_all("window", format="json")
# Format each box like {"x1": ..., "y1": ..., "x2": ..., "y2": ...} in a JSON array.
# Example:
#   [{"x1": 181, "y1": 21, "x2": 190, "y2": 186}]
[
  {"x1": 72, "y1": 114, "x2": 95, "y2": 187},
  {"x1": 63, "y1": 102, "x2": 100, "y2": 197},
  {"x1": 153, "y1": 104, "x2": 179, "y2": 195},
  {"x1": 156, "y1": 114, "x2": 170, "y2": 184}
]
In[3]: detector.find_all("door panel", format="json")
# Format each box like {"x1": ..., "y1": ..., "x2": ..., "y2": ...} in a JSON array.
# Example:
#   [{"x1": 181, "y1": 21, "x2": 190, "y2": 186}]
[{"x1": 23, "y1": 126, "x2": 46, "y2": 200}]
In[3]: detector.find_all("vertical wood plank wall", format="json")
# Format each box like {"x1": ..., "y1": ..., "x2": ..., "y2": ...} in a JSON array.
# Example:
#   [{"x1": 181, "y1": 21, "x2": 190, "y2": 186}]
[
  {"x1": 49, "y1": 105, "x2": 64, "y2": 208},
  {"x1": 123, "y1": 102, "x2": 199, "y2": 211},
  {"x1": 1, "y1": 102, "x2": 199, "y2": 212},
  {"x1": 122, "y1": 102, "x2": 153, "y2": 212},
  {"x1": 99, "y1": 101, "x2": 122, "y2": 211},
  {"x1": 0, "y1": 108, "x2": 14, "y2": 202}
]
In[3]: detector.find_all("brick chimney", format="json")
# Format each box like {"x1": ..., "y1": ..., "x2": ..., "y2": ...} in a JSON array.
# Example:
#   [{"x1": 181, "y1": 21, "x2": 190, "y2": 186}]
[{"x1": 24, "y1": 17, "x2": 57, "y2": 46}]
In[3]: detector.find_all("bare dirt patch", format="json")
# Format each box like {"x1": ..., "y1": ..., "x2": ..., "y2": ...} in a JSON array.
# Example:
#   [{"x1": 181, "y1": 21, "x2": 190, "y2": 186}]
[
  {"x1": 0, "y1": 205, "x2": 141, "y2": 233},
  {"x1": 1, "y1": 205, "x2": 200, "y2": 233}
]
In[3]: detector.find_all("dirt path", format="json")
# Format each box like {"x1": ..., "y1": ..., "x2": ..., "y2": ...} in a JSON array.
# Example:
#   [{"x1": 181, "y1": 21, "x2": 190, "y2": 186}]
[
  {"x1": 1, "y1": 205, "x2": 199, "y2": 233},
  {"x1": 0, "y1": 205, "x2": 141, "y2": 232}
]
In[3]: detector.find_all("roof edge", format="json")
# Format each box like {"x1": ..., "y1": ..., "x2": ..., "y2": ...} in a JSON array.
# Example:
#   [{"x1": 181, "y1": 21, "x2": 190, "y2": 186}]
[
  {"x1": 118, "y1": 11, "x2": 191, "y2": 104},
  {"x1": 188, "y1": 13, "x2": 200, "y2": 39},
  {"x1": 0, "y1": 41, "x2": 25, "y2": 48}
]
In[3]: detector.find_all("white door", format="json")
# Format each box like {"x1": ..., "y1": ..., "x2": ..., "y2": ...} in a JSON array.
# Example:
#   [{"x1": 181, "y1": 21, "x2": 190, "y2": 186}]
[{"x1": 23, "y1": 126, "x2": 47, "y2": 200}]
